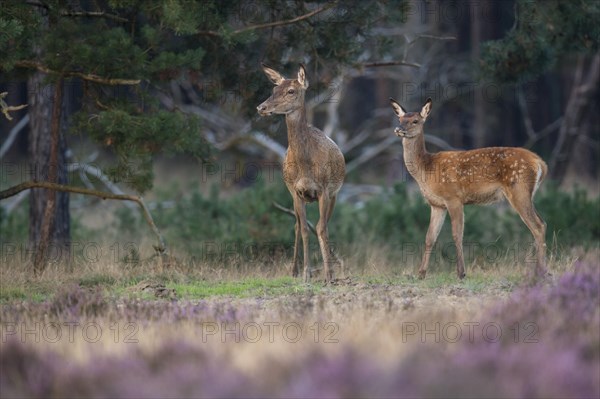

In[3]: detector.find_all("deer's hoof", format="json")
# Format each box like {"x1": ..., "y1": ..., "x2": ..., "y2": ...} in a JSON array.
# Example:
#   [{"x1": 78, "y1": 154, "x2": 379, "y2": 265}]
[
  {"x1": 418, "y1": 270, "x2": 426, "y2": 280},
  {"x1": 458, "y1": 272, "x2": 466, "y2": 280}
]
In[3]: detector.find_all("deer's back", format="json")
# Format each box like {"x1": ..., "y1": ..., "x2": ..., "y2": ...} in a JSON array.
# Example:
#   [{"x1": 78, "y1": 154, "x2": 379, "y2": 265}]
[{"x1": 417, "y1": 147, "x2": 546, "y2": 207}]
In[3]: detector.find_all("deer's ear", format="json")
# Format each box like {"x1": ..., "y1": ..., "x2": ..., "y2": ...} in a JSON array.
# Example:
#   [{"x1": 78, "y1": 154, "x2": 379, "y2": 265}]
[
  {"x1": 262, "y1": 63, "x2": 285, "y2": 86},
  {"x1": 297, "y1": 64, "x2": 309, "y2": 89},
  {"x1": 389, "y1": 98, "x2": 406, "y2": 117},
  {"x1": 420, "y1": 98, "x2": 432, "y2": 119}
]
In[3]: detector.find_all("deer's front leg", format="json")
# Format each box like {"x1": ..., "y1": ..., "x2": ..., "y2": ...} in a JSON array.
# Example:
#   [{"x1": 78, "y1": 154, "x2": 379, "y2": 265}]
[
  {"x1": 419, "y1": 206, "x2": 447, "y2": 279},
  {"x1": 293, "y1": 195, "x2": 311, "y2": 282},
  {"x1": 447, "y1": 202, "x2": 466, "y2": 279}
]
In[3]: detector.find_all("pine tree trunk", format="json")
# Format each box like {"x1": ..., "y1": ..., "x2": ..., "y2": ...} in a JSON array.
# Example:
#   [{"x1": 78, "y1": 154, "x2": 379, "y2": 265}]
[{"x1": 27, "y1": 72, "x2": 70, "y2": 269}]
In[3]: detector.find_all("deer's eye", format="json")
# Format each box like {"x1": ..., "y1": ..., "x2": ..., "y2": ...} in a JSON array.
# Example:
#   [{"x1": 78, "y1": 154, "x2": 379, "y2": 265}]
[
  {"x1": 412, "y1": 120, "x2": 418, "y2": 124},
  {"x1": 287, "y1": 89, "x2": 295, "y2": 94}
]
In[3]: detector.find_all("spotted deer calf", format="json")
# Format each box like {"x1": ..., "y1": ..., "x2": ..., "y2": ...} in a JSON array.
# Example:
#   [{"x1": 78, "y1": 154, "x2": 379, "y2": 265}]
[
  {"x1": 389, "y1": 97, "x2": 547, "y2": 279},
  {"x1": 258, "y1": 64, "x2": 345, "y2": 282}
]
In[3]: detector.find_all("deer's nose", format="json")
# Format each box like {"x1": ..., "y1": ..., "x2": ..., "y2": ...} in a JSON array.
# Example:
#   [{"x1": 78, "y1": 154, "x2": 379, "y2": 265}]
[{"x1": 257, "y1": 102, "x2": 271, "y2": 116}]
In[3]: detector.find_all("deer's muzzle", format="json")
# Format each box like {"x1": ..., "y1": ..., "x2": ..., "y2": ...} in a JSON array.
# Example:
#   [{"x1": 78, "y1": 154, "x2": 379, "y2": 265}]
[
  {"x1": 395, "y1": 127, "x2": 417, "y2": 138},
  {"x1": 394, "y1": 127, "x2": 408, "y2": 137},
  {"x1": 257, "y1": 102, "x2": 273, "y2": 116}
]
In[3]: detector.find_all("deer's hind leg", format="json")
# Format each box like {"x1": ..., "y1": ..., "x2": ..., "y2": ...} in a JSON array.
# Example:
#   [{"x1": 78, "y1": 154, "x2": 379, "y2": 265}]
[
  {"x1": 316, "y1": 194, "x2": 335, "y2": 282},
  {"x1": 446, "y1": 202, "x2": 466, "y2": 279},
  {"x1": 292, "y1": 195, "x2": 312, "y2": 282},
  {"x1": 503, "y1": 185, "x2": 547, "y2": 276},
  {"x1": 292, "y1": 207, "x2": 302, "y2": 277}
]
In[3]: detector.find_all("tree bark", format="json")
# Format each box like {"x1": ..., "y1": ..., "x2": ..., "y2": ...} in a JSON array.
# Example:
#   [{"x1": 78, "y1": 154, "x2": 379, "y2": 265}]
[{"x1": 27, "y1": 72, "x2": 70, "y2": 271}]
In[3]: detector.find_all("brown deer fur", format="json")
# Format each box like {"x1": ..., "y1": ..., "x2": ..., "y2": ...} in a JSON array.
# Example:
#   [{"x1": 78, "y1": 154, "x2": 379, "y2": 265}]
[
  {"x1": 390, "y1": 97, "x2": 547, "y2": 279},
  {"x1": 258, "y1": 64, "x2": 345, "y2": 282}
]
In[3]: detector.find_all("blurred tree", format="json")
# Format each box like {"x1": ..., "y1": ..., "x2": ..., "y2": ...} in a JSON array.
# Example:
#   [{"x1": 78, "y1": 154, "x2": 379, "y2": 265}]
[
  {"x1": 480, "y1": 0, "x2": 599, "y2": 83},
  {"x1": 480, "y1": 0, "x2": 600, "y2": 182},
  {"x1": 0, "y1": 0, "x2": 410, "y2": 270}
]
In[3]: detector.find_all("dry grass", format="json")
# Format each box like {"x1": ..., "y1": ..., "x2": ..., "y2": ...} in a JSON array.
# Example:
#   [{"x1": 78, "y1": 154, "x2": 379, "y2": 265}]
[
  {"x1": 0, "y1": 242, "x2": 584, "y2": 301},
  {"x1": 1, "y1": 248, "x2": 598, "y2": 397}
]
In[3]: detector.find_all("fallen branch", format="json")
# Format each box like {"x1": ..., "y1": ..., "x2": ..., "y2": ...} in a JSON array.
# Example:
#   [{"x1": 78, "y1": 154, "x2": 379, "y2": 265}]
[
  {"x1": 272, "y1": 201, "x2": 344, "y2": 277},
  {"x1": 272, "y1": 201, "x2": 317, "y2": 236},
  {"x1": 1, "y1": 181, "x2": 169, "y2": 264}
]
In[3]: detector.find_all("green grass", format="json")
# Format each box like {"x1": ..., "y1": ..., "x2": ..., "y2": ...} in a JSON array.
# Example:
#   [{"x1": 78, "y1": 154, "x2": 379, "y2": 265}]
[
  {"x1": 0, "y1": 271, "x2": 519, "y2": 303},
  {"x1": 171, "y1": 276, "x2": 320, "y2": 299},
  {"x1": 78, "y1": 274, "x2": 118, "y2": 288},
  {"x1": 1, "y1": 252, "x2": 568, "y2": 303},
  {"x1": 0, "y1": 286, "x2": 48, "y2": 302}
]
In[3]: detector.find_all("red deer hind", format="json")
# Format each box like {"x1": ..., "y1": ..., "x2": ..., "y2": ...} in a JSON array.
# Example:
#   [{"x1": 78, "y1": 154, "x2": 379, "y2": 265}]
[
  {"x1": 389, "y1": 97, "x2": 547, "y2": 279},
  {"x1": 258, "y1": 64, "x2": 345, "y2": 282}
]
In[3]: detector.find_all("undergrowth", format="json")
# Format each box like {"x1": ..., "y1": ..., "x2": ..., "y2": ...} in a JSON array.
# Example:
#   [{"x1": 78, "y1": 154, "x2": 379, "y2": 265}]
[{"x1": 1, "y1": 177, "x2": 598, "y2": 277}]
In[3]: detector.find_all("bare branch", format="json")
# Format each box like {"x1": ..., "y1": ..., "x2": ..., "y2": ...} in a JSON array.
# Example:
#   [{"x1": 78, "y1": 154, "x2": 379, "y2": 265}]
[
  {"x1": 1, "y1": 181, "x2": 168, "y2": 258},
  {"x1": 363, "y1": 60, "x2": 421, "y2": 69},
  {"x1": 341, "y1": 128, "x2": 374, "y2": 154},
  {"x1": 340, "y1": 109, "x2": 390, "y2": 153},
  {"x1": 198, "y1": 1, "x2": 337, "y2": 37},
  {"x1": 67, "y1": 162, "x2": 137, "y2": 209},
  {"x1": 345, "y1": 131, "x2": 457, "y2": 174},
  {"x1": 0, "y1": 114, "x2": 29, "y2": 158},
  {"x1": 322, "y1": 75, "x2": 344, "y2": 138},
  {"x1": 0, "y1": 92, "x2": 28, "y2": 121},
  {"x1": 346, "y1": 135, "x2": 398, "y2": 174},
  {"x1": 15, "y1": 61, "x2": 140, "y2": 85},
  {"x1": 25, "y1": 1, "x2": 48, "y2": 10},
  {"x1": 272, "y1": 202, "x2": 317, "y2": 237},
  {"x1": 60, "y1": 11, "x2": 128, "y2": 23},
  {"x1": 362, "y1": 34, "x2": 455, "y2": 70},
  {"x1": 219, "y1": 131, "x2": 286, "y2": 161},
  {"x1": 524, "y1": 117, "x2": 562, "y2": 148},
  {"x1": 25, "y1": 1, "x2": 127, "y2": 22},
  {"x1": 272, "y1": 201, "x2": 344, "y2": 276},
  {"x1": 413, "y1": 34, "x2": 457, "y2": 42},
  {"x1": 517, "y1": 88, "x2": 536, "y2": 139},
  {"x1": 337, "y1": 183, "x2": 384, "y2": 203},
  {"x1": 234, "y1": 2, "x2": 337, "y2": 34},
  {"x1": 549, "y1": 54, "x2": 600, "y2": 179},
  {"x1": 424, "y1": 134, "x2": 457, "y2": 151},
  {"x1": 1, "y1": 190, "x2": 29, "y2": 215}
]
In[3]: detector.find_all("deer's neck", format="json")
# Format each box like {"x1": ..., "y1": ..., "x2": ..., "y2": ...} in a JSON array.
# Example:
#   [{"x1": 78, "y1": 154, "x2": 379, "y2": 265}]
[
  {"x1": 403, "y1": 132, "x2": 429, "y2": 174},
  {"x1": 285, "y1": 106, "x2": 311, "y2": 150}
]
